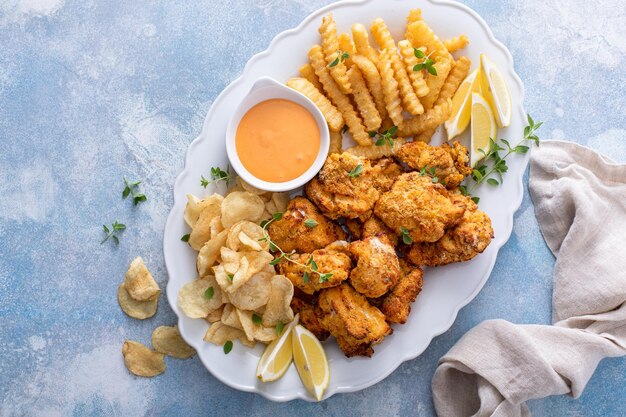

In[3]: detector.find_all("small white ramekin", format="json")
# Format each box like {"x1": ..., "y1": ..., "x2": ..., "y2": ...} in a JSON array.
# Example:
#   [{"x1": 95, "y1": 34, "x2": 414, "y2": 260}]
[{"x1": 225, "y1": 76, "x2": 330, "y2": 192}]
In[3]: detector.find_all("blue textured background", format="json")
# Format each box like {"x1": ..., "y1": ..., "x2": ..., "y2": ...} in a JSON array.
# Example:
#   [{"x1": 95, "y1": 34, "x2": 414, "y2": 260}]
[{"x1": 1, "y1": 1, "x2": 625, "y2": 416}]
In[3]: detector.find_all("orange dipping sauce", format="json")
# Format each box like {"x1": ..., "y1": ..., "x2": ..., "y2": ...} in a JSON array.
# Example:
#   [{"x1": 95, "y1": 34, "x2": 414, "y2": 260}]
[{"x1": 236, "y1": 99, "x2": 320, "y2": 183}]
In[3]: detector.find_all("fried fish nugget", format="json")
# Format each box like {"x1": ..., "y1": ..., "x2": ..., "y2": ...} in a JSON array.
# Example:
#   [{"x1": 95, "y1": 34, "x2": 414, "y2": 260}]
[
  {"x1": 351, "y1": 54, "x2": 387, "y2": 120},
  {"x1": 345, "y1": 138, "x2": 406, "y2": 160},
  {"x1": 421, "y1": 58, "x2": 453, "y2": 110},
  {"x1": 347, "y1": 66, "x2": 382, "y2": 131},
  {"x1": 398, "y1": 40, "x2": 429, "y2": 97},
  {"x1": 399, "y1": 99, "x2": 451, "y2": 136},
  {"x1": 320, "y1": 14, "x2": 351, "y2": 94},
  {"x1": 351, "y1": 23, "x2": 378, "y2": 63},
  {"x1": 298, "y1": 63, "x2": 323, "y2": 93},
  {"x1": 376, "y1": 50, "x2": 404, "y2": 129},
  {"x1": 309, "y1": 45, "x2": 371, "y2": 146},
  {"x1": 338, "y1": 32, "x2": 355, "y2": 68},
  {"x1": 329, "y1": 130, "x2": 342, "y2": 154},
  {"x1": 444, "y1": 35, "x2": 470, "y2": 53},
  {"x1": 405, "y1": 20, "x2": 449, "y2": 60},
  {"x1": 380, "y1": 267, "x2": 424, "y2": 324},
  {"x1": 286, "y1": 77, "x2": 344, "y2": 132},
  {"x1": 371, "y1": 19, "x2": 423, "y2": 115}
]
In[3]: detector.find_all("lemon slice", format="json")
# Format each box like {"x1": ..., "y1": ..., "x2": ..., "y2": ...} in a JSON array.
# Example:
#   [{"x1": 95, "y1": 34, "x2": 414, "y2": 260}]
[
  {"x1": 445, "y1": 69, "x2": 481, "y2": 140},
  {"x1": 256, "y1": 315, "x2": 299, "y2": 382},
  {"x1": 470, "y1": 92, "x2": 497, "y2": 168},
  {"x1": 292, "y1": 324, "x2": 329, "y2": 401},
  {"x1": 479, "y1": 54, "x2": 512, "y2": 128}
]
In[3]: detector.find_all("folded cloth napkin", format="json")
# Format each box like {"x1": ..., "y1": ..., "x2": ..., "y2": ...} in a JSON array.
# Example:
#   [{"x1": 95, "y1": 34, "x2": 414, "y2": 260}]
[{"x1": 431, "y1": 140, "x2": 626, "y2": 417}]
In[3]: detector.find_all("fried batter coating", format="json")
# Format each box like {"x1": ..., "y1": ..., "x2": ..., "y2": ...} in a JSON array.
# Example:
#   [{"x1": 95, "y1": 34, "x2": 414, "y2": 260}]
[
  {"x1": 318, "y1": 284, "x2": 391, "y2": 357},
  {"x1": 362, "y1": 215, "x2": 397, "y2": 245},
  {"x1": 372, "y1": 157, "x2": 404, "y2": 192},
  {"x1": 406, "y1": 194, "x2": 493, "y2": 266},
  {"x1": 380, "y1": 267, "x2": 424, "y2": 324},
  {"x1": 278, "y1": 247, "x2": 351, "y2": 295},
  {"x1": 305, "y1": 153, "x2": 379, "y2": 220},
  {"x1": 349, "y1": 236, "x2": 401, "y2": 298},
  {"x1": 395, "y1": 140, "x2": 471, "y2": 189},
  {"x1": 291, "y1": 292, "x2": 330, "y2": 341},
  {"x1": 374, "y1": 172, "x2": 465, "y2": 243},
  {"x1": 268, "y1": 196, "x2": 346, "y2": 253}
]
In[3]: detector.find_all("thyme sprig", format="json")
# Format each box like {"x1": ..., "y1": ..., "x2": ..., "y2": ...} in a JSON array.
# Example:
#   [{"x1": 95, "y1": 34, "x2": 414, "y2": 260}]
[{"x1": 201, "y1": 166, "x2": 231, "y2": 189}]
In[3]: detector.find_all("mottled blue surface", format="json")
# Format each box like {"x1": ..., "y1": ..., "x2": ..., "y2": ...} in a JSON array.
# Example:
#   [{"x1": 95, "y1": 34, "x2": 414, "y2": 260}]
[{"x1": 1, "y1": 0, "x2": 625, "y2": 416}]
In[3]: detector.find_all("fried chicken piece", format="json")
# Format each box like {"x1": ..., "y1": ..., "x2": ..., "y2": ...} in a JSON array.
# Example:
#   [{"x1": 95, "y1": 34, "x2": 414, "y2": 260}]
[
  {"x1": 349, "y1": 236, "x2": 401, "y2": 298},
  {"x1": 268, "y1": 196, "x2": 346, "y2": 253},
  {"x1": 318, "y1": 284, "x2": 391, "y2": 357},
  {"x1": 290, "y1": 291, "x2": 329, "y2": 341},
  {"x1": 362, "y1": 215, "x2": 398, "y2": 246},
  {"x1": 372, "y1": 158, "x2": 404, "y2": 192},
  {"x1": 374, "y1": 172, "x2": 465, "y2": 243},
  {"x1": 278, "y1": 247, "x2": 351, "y2": 295},
  {"x1": 395, "y1": 140, "x2": 471, "y2": 189},
  {"x1": 380, "y1": 267, "x2": 424, "y2": 324},
  {"x1": 305, "y1": 153, "x2": 379, "y2": 220},
  {"x1": 406, "y1": 194, "x2": 494, "y2": 266}
]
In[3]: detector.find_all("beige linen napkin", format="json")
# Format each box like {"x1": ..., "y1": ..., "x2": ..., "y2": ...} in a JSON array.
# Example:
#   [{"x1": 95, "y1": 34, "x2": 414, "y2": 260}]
[{"x1": 431, "y1": 140, "x2": 626, "y2": 417}]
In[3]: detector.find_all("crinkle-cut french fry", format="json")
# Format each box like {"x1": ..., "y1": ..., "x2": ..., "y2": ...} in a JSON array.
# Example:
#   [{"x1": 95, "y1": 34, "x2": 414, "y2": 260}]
[
  {"x1": 299, "y1": 63, "x2": 323, "y2": 93},
  {"x1": 398, "y1": 99, "x2": 451, "y2": 136},
  {"x1": 406, "y1": 8, "x2": 422, "y2": 25},
  {"x1": 351, "y1": 54, "x2": 387, "y2": 121},
  {"x1": 347, "y1": 66, "x2": 382, "y2": 131},
  {"x1": 444, "y1": 35, "x2": 470, "y2": 53},
  {"x1": 351, "y1": 23, "x2": 378, "y2": 64},
  {"x1": 436, "y1": 56, "x2": 471, "y2": 106},
  {"x1": 398, "y1": 40, "x2": 429, "y2": 98},
  {"x1": 371, "y1": 18, "x2": 423, "y2": 116},
  {"x1": 414, "y1": 127, "x2": 436, "y2": 143},
  {"x1": 309, "y1": 45, "x2": 372, "y2": 146},
  {"x1": 286, "y1": 77, "x2": 344, "y2": 132},
  {"x1": 329, "y1": 130, "x2": 343, "y2": 154},
  {"x1": 338, "y1": 32, "x2": 355, "y2": 68},
  {"x1": 320, "y1": 14, "x2": 351, "y2": 94},
  {"x1": 421, "y1": 58, "x2": 453, "y2": 110},
  {"x1": 345, "y1": 138, "x2": 407, "y2": 159},
  {"x1": 406, "y1": 20, "x2": 449, "y2": 60},
  {"x1": 376, "y1": 49, "x2": 405, "y2": 130}
]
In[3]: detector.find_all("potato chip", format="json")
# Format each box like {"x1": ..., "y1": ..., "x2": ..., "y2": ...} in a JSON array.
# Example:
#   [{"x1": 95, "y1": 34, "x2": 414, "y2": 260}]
[
  {"x1": 177, "y1": 276, "x2": 223, "y2": 319},
  {"x1": 228, "y1": 271, "x2": 272, "y2": 311},
  {"x1": 209, "y1": 216, "x2": 224, "y2": 239},
  {"x1": 236, "y1": 177, "x2": 270, "y2": 197},
  {"x1": 122, "y1": 340, "x2": 165, "y2": 377},
  {"x1": 237, "y1": 310, "x2": 278, "y2": 343},
  {"x1": 226, "y1": 221, "x2": 268, "y2": 252},
  {"x1": 265, "y1": 192, "x2": 290, "y2": 216},
  {"x1": 203, "y1": 321, "x2": 255, "y2": 348},
  {"x1": 123, "y1": 257, "x2": 160, "y2": 301},
  {"x1": 220, "y1": 303, "x2": 243, "y2": 330},
  {"x1": 220, "y1": 191, "x2": 265, "y2": 229},
  {"x1": 151, "y1": 326, "x2": 196, "y2": 359},
  {"x1": 220, "y1": 247, "x2": 243, "y2": 274},
  {"x1": 262, "y1": 275, "x2": 295, "y2": 327},
  {"x1": 197, "y1": 229, "x2": 228, "y2": 277},
  {"x1": 188, "y1": 201, "x2": 223, "y2": 251},
  {"x1": 286, "y1": 78, "x2": 344, "y2": 132},
  {"x1": 205, "y1": 305, "x2": 224, "y2": 323},
  {"x1": 241, "y1": 250, "x2": 274, "y2": 276},
  {"x1": 118, "y1": 284, "x2": 158, "y2": 320},
  {"x1": 184, "y1": 194, "x2": 223, "y2": 228}
]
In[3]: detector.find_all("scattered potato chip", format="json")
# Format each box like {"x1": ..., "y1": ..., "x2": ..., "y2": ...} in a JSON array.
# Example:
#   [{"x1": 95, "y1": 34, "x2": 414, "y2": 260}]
[
  {"x1": 206, "y1": 305, "x2": 224, "y2": 323},
  {"x1": 226, "y1": 221, "x2": 268, "y2": 252},
  {"x1": 237, "y1": 177, "x2": 270, "y2": 196},
  {"x1": 262, "y1": 275, "x2": 295, "y2": 327},
  {"x1": 220, "y1": 303, "x2": 243, "y2": 330},
  {"x1": 204, "y1": 321, "x2": 255, "y2": 348},
  {"x1": 151, "y1": 326, "x2": 196, "y2": 359},
  {"x1": 123, "y1": 257, "x2": 160, "y2": 302},
  {"x1": 220, "y1": 191, "x2": 265, "y2": 228},
  {"x1": 184, "y1": 194, "x2": 223, "y2": 228},
  {"x1": 177, "y1": 276, "x2": 223, "y2": 319},
  {"x1": 265, "y1": 193, "x2": 290, "y2": 216},
  {"x1": 118, "y1": 284, "x2": 158, "y2": 320},
  {"x1": 228, "y1": 271, "x2": 272, "y2": 311},
  {"x1": 188, "y1": 201, "x2": 223, "y2": 251},
  {"x1": 220, "y1": 247, "x2": 243, "y2": 274},
  {"x1": 122, "y1": 340, "x2": 165, "y2": 377},
  {"x1": 209, "y1": 216, "x2": 224, "y2": 240},
  {"x1": 197, "y1": 229, "x2": 228, "y2": 277},
  {"x1": 237, "y1": 310, "x2": 278, "y2": 343}
]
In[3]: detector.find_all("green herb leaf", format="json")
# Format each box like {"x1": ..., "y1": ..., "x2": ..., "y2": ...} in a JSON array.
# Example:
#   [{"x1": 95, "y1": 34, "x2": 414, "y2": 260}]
[
  {"x1": 328, "y1": 57, "x2": 340, "y2": 67},
  {"x1": 304, "y1": 218, "x2": 318, "y2": 228},
  {"x1": 204, "y1": 286, "x2": 214, "y2": 299},
  {"x1": 275, "y1": 321, "x2": 284, "y2": 335},
  {"x1": 306, "y1": 255, "x2": 313, "y2": 266},
  {"x1": 269, "y1": 256, "x2": 284, "y2": 266},
  {"x1": 272, "y1": 212, "x2": 283, "y2": 221},
  {"x1": 223, "y1": 340, "x2": 233, "y2": 354},
  {"x1": 103, "y1": 224, "x2": 110, "y2": 234},
  {"x1": 348, "y1": 164, "x2": 363, "y2": 178},
  {"x1": 200, "y1": 175, "x2": 209, "y2": 188},
  {"x1": 181, "y1": 234, "x2": 190, "y2": 242},
  {"x1": 400, "y1": 227, "x2": 413, "y2": 245},
  {"x1": 427, "y1": 65, "x2": 438, "y2": 76},
  {"x1": 310, "y1": 259, "x2": 318, "y2": 272},
  {"x1": 252, "y1": 313, "x2": 262, "y2": 325},
  {"x1": 514, "y1": 145, "x2": 529, "y2": 154},
  {"x1": 375, "y1": 138, "x2": 386, "y2": 146},
  {"x1": 459, "y1": 185, "x2": 469, "y2": 196},
  {"x1": 122, "y1": 186, "x2": 131, "y2": 199},
  {"x1": 319, "y1": 273, "x2": 333, "y2": 283},
  {"x1": 487, "y1": 178, "x2": 499, "y2": 186},
  {"x1": 133, "y1": 194, "x2": 147, "y2": 205},
  {"x1": 413, "y1": 63, "x2": 424, "y2": 71},
  {"x1": 386, "y1": 125, "x2": 398, "y2": 136},
  {"x1": 227, "y1": 273, "x2": 234, "y2": 282},
  {"x1": 414, "y1": 48, "x2": 425, "y2": 58},
  {"x1": 471, "y1": 196, "x2": 480, "y2": 204},
  {"x1": 368, "y1": 131, "x2": 377, "y2": 137},
  {"x1": 260, "y1": 219, "x2": 270, "y2": 228},
  {"x1": 303, "y1": 271, "x2": 310, "y2": 283}
]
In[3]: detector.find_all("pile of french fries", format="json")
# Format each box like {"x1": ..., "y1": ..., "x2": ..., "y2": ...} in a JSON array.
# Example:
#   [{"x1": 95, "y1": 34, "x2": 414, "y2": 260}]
[{"x1": 287, "y1": 9, "x2": 471, "y2": 159}]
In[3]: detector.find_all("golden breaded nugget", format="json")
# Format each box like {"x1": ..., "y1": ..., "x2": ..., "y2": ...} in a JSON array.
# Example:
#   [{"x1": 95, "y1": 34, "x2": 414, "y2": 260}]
[
  {"x1": 345, "y1": 138, "x2": 406, "y2": 159},
  {"x1": 444, "y1": 35, "x2": 470, "y2": 53},
  {"x1": 329, "y1": 130, "x2": 343, "y2": 154},
  {"x1": 299, "y1": 63, "x2": 323, "y2": 93},
  {"x1": 376, "y1": 50, "x2": 404, "y2": 129},
  {"x1": 320, "y1": 14, "x2": 351, "y2": 94},
  {"x1": 286, "y1": 77, "x2": 344, "y2": 132},
  {"x1": 406, "y1": 20, "x2": 449, "y2": 60},
  {"x1": 399, "y1": 99, "x2": 451, "y2": 136},
  {"x1": 352, "y1": 23, "x2": 378, "y2": 63},
  {"x1": 398, "y1": 40, "x2": 429, "y2": 98},
  {"x1": 351, "y1": 54, "x2": 387, "y2": 121},
  {"x1": 338, "y1": 32, "x2": 355, "y2": 68},
  {"x1": 347, "y1": 66, "x2": 382, "y2": 131},
  {"x1": 371, "y1": 19, "x2": 423, "y2": 115},
  {"x1": 421, "y1": 58, "x2": 453, "y2": 110},
  {"x1": 309, "y1": 45, "x2": 372, "y2": 146}
]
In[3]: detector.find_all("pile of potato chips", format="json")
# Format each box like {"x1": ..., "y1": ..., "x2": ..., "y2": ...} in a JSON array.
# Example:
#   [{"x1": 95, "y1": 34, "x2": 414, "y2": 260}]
[
  {"x1": 118, "y1": 257, "x2": 160, "y2": 319},
  {"x1": 178, "y1": 179, "x2": 295, "y2": 348}
]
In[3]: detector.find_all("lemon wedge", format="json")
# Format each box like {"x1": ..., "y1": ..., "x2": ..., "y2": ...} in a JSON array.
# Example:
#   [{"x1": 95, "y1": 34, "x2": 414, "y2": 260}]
[
  {"x1": 292, "y1": 324, "x2": 329, "y2": 401},
  {"x1": 470, "y1": 92, "x2": 497, "y2": 168},
  {"x1": 256, "y1": 315, "x2": 299, "y2": 382},
  {"x1": 445, "y1": 69, "x2": 481, "y2": 140},
  {"x1": 479, "y1": 54, "x2": 512, "y2": 128}
]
